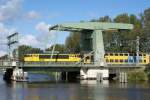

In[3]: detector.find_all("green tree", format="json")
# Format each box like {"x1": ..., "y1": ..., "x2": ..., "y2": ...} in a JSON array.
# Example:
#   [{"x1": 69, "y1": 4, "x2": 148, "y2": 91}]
[
  {"x1": 143, "y1": 8, "x2": 150, "y2": 37},
  {"x1": 18, "y1": 45, "x2": 43, "y2": 61},
  {"x1": 65, "y1": 32, "x2": 80, "y2": 53},
  {"x1": 114, "y1": 13, "x2": 130, "y2": 23},
  {"x1": 99, "y1": 16, "x2": 112, "y2": 22},
  {"x1": 140, "y1": 8, "x2": 150, "y2": 52},
  {"x1": 46, "y1": 44, "x2": 66, "y2": 53},
  {"x1": 112, "y1": 13, "x2": 143, "y2": 52}
]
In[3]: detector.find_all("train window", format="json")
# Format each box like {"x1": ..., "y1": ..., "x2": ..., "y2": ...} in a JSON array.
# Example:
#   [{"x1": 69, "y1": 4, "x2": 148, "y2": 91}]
[
  {"x1": 124, "y1": 54, "x2": 128, "y2": 56},
  {"x1": 125, "y1": 59, "x2": 128, "y2": 62},
  {"x1": 139, "y1": 54, "x2": 142, "y2": 56},
  {"x1": 110, "y1": 59, "x2": 114, "y2": 62},
  {"x1": 106, "y1": 59, "x2": 109, "y2": 62},
  {"x1": 39, "y1": 55, "x2": 51, "y2": 59},
  {"x1": 115, "y1": 59, "x2": 118, "y2": 62},
  {"x1": 115, "y1": 54, "x2": 118, "y2": 56},
  {"x1": 59, "y1": 55, "x2": 69, "y2": 59},
  {"x1": 120, "y1": 54, "x2": 123, "y2": 56},
  {"x1": 143, "y1": 54, "x2": 146, "y2": 56},
  {"x1": 120, "y1": 59, "x2": 123, "y2": 62},
  {"x1": 110, "y1": 53, "x2": 113, "y2": 56},
  {"x1": 129, "y1": 59, "x2": 133, "y2": 63},
  {"x1": 129, "y1": 54, "x2": 133, "y2": 56},
  {"x1": 86, "y1": 56, "x2": 90, "y2": 59},
  {"x1": 139, "y1": 60, "x2": 142, "y2": 63},
  {"x1": 25, "y1": 55, "x2": 29, "y2": 57}
]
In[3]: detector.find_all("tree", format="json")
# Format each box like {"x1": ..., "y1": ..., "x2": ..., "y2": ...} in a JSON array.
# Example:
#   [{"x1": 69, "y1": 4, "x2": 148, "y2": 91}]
[
  {"x1": 45, "y1": 44, "x2": 66, "y2": 53},
  {"x1": 137, "y1": 8, "x2": 150, "y2": 52},
  {"x1": 99, "y1": 16, "x2": 112, "y2": 22},
  {"x1": 90, "y1": 15, "x2": 111, "y2": 22},
  {"x1": 65, "y1": 32, "x2": 81, "y2": 53},
  {"x1": 112, "y1": 13, "x2": 144, "y2": 52},
  {"x1": 143, "y1": 8, "x2": 150, "y2": 37},
  {"x1": 114, "y1": 13, "x2": 130, "y2": 23},
  {"x1": 18, "y1": 45, "x2": 43, "y2": 61}
]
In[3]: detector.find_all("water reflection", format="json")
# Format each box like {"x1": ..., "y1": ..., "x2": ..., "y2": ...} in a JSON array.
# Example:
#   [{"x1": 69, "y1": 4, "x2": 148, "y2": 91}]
[{"x1": 0, "y1": 73, "x2": 150, "y2": 100}]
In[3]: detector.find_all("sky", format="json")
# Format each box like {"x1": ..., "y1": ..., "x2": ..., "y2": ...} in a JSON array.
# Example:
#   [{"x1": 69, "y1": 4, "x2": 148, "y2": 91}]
[{"x1": 0, "y1": 0, "x2": 150, "y2": 56}]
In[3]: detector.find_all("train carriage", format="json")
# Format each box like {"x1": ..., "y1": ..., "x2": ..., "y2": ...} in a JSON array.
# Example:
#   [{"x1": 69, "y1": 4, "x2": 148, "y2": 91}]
[
  {"x1": 105, "y1": 53, "x2": 149, "y2": 65},
  {"x1": 24, "y1": 53, "x2": 150, "y2": 65},
  {"x1": 24, "y1": 53, "x2": 81, "y2": 62}
]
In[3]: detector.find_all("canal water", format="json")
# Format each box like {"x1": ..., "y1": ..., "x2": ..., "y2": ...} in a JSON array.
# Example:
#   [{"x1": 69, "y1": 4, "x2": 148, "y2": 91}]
[{"x1": 0, "y1": 73, "x2": 150, "y2": 100}]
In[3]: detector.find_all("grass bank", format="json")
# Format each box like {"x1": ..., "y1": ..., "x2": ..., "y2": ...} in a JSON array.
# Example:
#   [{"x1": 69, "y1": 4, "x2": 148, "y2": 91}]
[{"x1": 127, "y1": 69, "x2": 148, "y2": 82}]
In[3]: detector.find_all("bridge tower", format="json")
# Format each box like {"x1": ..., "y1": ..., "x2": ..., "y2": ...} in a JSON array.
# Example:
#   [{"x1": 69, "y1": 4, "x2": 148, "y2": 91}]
[
  {"x1": 49, "y1": 22, "x2": 133, "y2": 79},
  {"x1": 7, "y1": 33, "x2": 19, "y2": 67}
]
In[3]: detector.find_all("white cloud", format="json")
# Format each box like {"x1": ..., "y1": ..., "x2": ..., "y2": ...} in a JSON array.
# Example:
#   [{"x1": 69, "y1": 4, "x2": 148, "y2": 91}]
[
  {"x1": 0, "y1": 22, "x2": 16, "y2": 40},
  {"x1": 0, "y1": 22, "x2": 16, "y2": 56},
  {"x1": 35, "y1": 22, "x2": 57, "y2": 49},
  {"x1": 0, "y1": 0, "x2": 22, "y2": 21},
  {"x1": 19, "y1": 34, "x2": 39, "y2": 46},
  {"x1": 35, "y1": 22, "x2": 50, "y2": 33},
  {"x1": 35, "y1": 22, "x2": 56, "y2": 39},
  {"x1": 17, "y1": 22, "x2": 57, "y2": 50},
  {"x1": 0, "y1": 50, "x2": 7, "y2": 56},
  {"x1": 25, "y1": 10, "x2": 40, "y2": 20}
]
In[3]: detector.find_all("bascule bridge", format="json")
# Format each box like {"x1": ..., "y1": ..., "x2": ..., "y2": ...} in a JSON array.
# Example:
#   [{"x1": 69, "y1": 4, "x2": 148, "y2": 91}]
[
  {"x1": 0, "y1": 22, "x2": 134, "y2": 80},
  {"x1": 49, "y1": 22, "x2": 133, "y2": 79}
]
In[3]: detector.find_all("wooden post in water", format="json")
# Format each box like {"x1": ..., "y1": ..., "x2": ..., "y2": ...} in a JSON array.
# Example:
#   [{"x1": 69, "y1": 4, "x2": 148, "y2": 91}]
[
  {"x1": 66, "y1": 72, "x2": 68, "y2": 81},
  {"x1": 96, "y1": 73, "x2": 103, "y2": 82},
  {"x1": 119, "y1": 72, "x2": 127, "y2": 83}
]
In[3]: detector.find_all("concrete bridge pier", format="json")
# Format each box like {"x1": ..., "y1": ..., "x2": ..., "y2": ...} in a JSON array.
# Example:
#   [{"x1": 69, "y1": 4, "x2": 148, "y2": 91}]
[{"x1": 80, "y1": 68, "x2": 109, "y2": 80}]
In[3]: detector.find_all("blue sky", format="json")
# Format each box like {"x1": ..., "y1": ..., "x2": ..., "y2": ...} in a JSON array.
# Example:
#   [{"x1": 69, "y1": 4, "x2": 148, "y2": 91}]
[{"x1": 0, "y1": 0, "x2": 150, "y2": 56}]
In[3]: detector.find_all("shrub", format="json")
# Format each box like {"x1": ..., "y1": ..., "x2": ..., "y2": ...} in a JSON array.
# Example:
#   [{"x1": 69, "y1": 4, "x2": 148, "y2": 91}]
[
  {"x1": 128, "y1": 69, "x2": 148, "y2": 82},
  {"x1": 145, "y1": 64, "x2": 150, "y2": 80}
]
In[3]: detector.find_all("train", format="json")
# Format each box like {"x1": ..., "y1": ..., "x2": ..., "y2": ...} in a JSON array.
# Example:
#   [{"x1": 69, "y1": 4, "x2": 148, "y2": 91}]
[
  {"x1": 24, "y1": 53, "x2": 150, "y2": 65},
  {"x1": 24, "y1": 53, "x2": 81, "y2": 62}
]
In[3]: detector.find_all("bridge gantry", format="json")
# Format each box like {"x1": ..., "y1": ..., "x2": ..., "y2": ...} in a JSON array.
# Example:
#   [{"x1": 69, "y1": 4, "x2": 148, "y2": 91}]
[
  {"x1": 1, "y1": 22, "x2": 134, "y2": 81},
  {"x1": 49, "y1": 22, "x2": 133, "y2": 66}
]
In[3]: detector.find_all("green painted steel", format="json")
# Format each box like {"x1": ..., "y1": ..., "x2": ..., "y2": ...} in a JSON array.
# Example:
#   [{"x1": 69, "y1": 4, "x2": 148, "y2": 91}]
[
  {"x1": 49, "y1": 22, "x2": 133, "y2": 31},
  {"x1": 93, "y1": 30, "x2": 105, "y2": 65}
]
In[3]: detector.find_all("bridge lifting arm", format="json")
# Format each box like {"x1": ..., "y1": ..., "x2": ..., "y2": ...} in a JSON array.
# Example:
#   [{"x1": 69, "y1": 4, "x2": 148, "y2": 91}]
[{"x1": 49, "y1": 22, "x2": 133, "y2": 32}]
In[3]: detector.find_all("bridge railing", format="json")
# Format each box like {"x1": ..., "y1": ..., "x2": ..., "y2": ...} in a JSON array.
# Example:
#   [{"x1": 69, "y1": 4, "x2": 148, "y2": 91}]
[
  {"x1": 1, "y1": 60, "x2": 146, "y2": 68},
  {"x1": 106, "y1": 63, "x2": 145, "y2": 67},
  {"x1": 0, "y1": 60, "x2": 12, "y2": 69},
  {"x1": 21, "y1": 61, "x2": 146, "y2": 68},
  {"x1": 21, "y1": 61, "x2": 96, "y2": 67}
]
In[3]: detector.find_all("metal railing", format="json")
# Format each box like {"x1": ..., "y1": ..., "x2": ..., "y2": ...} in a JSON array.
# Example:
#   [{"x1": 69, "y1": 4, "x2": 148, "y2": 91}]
[{"x1": 0, "y1": 60, "x2": 146, "y2": 68}]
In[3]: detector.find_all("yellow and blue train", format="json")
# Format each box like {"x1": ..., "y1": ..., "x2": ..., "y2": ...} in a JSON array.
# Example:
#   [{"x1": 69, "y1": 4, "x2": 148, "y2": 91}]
[
  {"x1": 104, "y1": 53, "x2": 149, "y2": 65},
  {"x1": 24, "y1": 53, "x2": 150, "y2": 65}
]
